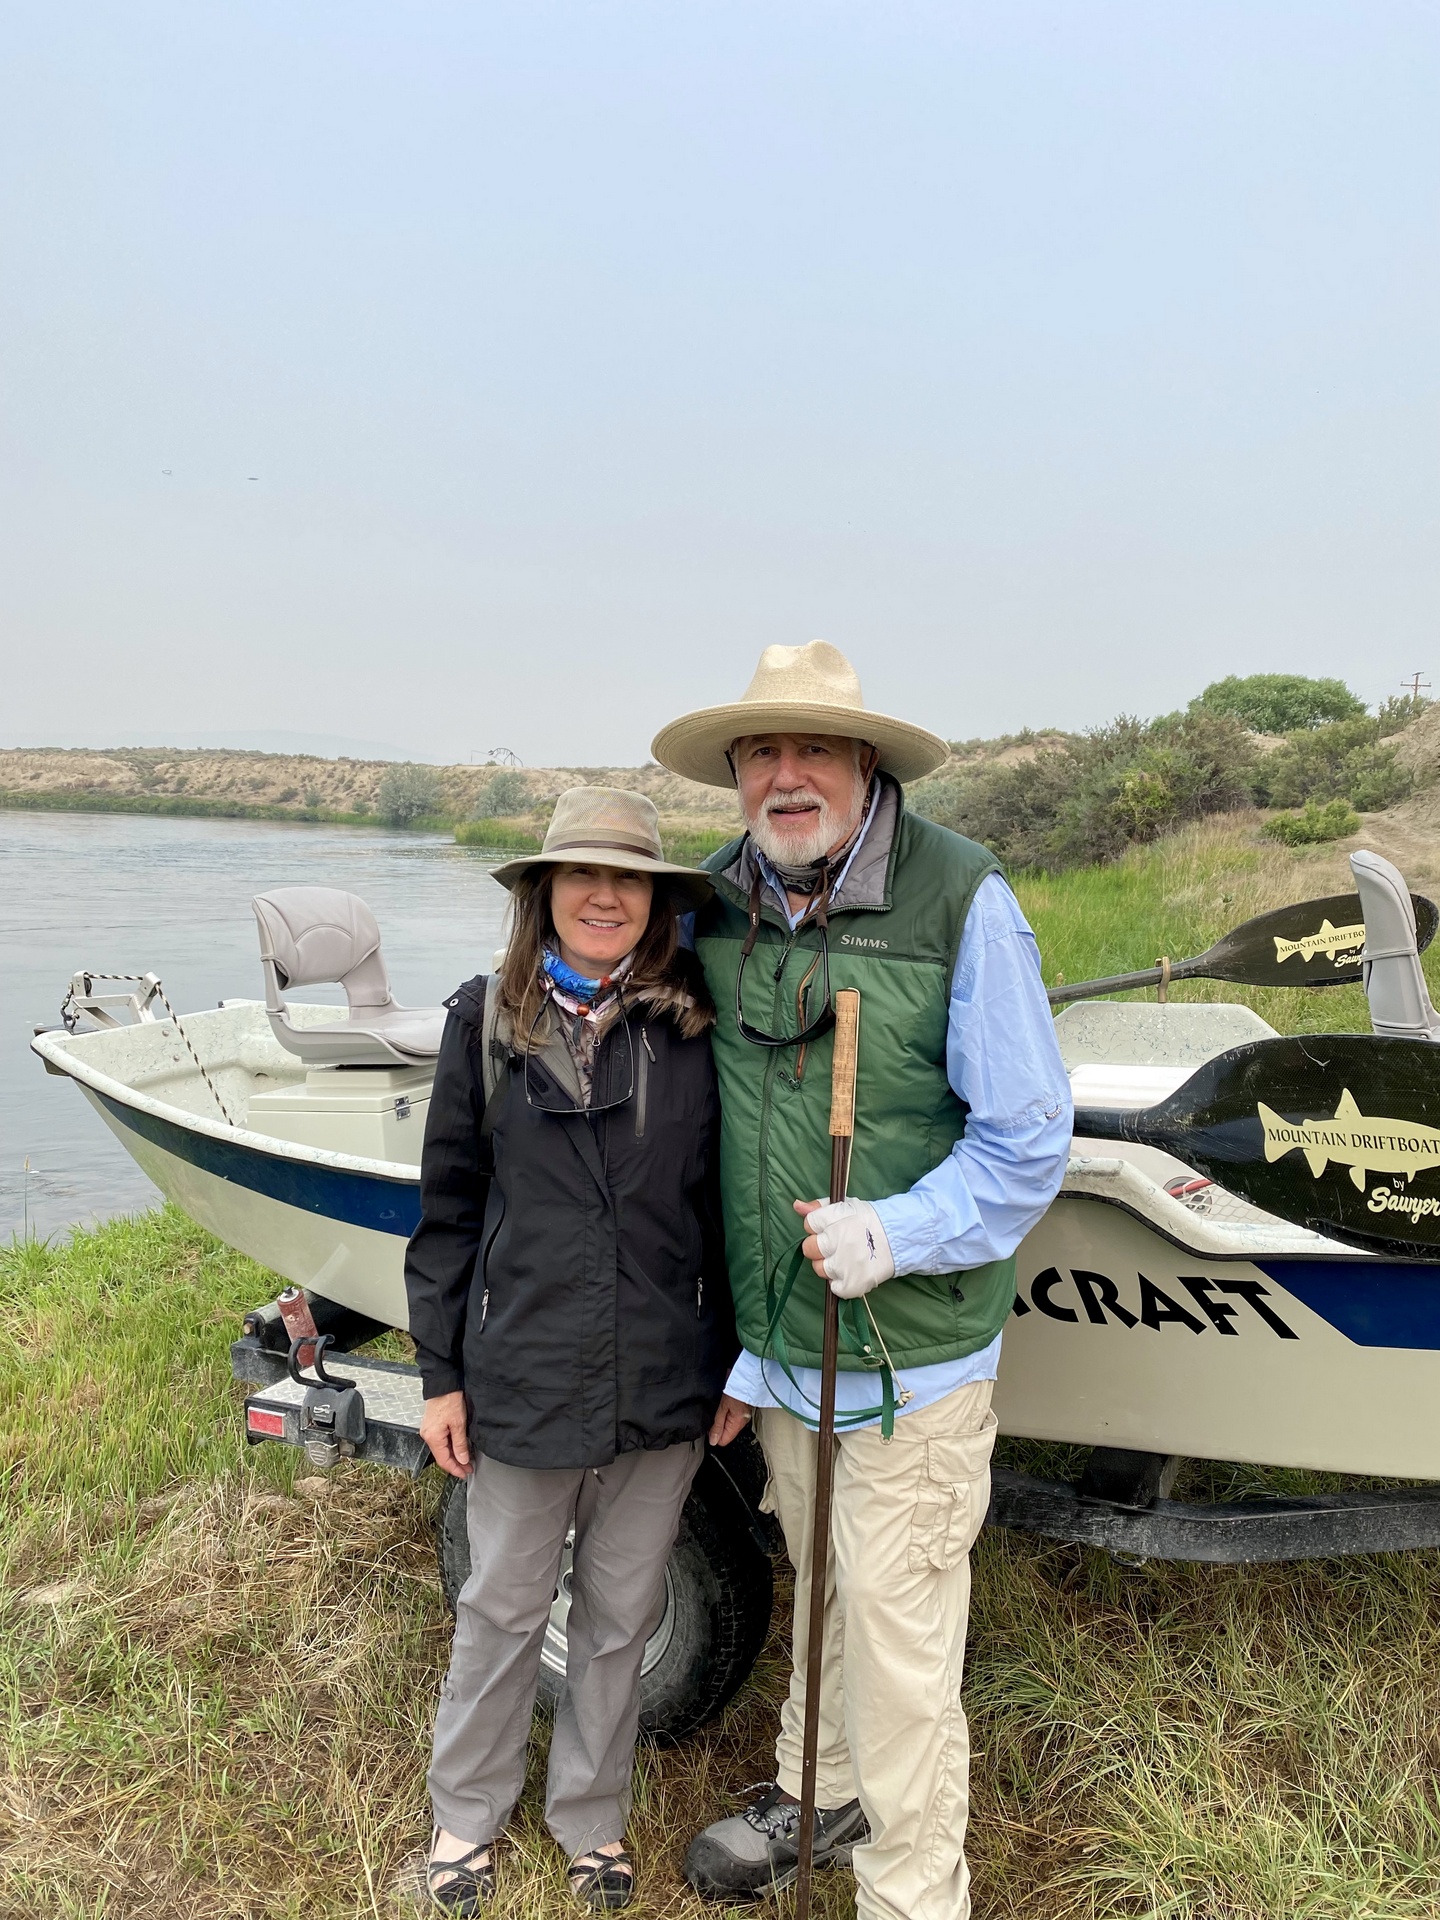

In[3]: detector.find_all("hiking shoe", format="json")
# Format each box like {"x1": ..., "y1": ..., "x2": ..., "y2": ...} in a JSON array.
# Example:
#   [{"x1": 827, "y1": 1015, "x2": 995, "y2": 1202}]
[{"x1": 683, "y1": 1783, "x2": 868, "y2": 1899}]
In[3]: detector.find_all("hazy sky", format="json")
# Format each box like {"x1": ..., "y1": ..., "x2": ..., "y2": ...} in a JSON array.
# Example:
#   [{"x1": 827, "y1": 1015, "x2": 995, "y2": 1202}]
[{"x1": 3, "y1": 2, "x2": 1437, "y2": 767}]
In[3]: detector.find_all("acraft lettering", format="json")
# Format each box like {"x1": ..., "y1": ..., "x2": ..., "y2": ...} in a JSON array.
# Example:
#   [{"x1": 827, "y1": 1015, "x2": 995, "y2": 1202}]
[{"x1": 1014, "y1": 1267, "x2": 1298, "y2": 1339}]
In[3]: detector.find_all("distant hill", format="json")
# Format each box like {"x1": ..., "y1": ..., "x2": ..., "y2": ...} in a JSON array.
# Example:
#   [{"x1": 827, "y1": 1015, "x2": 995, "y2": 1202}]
[{"x1": 0, "y1": 745, "x2": 740, "y2": 830}]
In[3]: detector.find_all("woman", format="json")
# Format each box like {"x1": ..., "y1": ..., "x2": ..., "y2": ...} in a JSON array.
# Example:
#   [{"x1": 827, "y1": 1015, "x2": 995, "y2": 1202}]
[{"x1": 406, "y1": 785, "x2": 733, "y2": 1914}]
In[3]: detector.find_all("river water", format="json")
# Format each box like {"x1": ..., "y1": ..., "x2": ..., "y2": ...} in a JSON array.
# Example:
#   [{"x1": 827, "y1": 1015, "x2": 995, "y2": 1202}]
[{"x1": 1, "y1": 810, "x2": 510, "y2": 1241}]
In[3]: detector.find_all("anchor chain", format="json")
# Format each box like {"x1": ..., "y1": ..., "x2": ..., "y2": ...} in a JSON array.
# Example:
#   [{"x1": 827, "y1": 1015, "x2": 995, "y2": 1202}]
[{"x1": 61, "y1": 972, "x2": 238, "y2": 1127}]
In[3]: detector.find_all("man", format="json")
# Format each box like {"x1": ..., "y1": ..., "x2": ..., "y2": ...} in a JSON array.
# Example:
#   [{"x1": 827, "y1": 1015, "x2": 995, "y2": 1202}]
[{"x1": 650, "y1": 641, "x2": 1072, "y2": 1920}]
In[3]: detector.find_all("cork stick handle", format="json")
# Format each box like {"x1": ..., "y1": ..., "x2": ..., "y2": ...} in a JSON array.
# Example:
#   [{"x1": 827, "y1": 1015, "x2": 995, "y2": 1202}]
[{"x1": 828, "y1": 988, "x2": 861, "y2": 1140}]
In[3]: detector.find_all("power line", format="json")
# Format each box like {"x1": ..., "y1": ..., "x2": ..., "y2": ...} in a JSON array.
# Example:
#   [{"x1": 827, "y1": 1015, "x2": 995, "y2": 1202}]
[{"x1": 1402, "y1": 672, "x2": 1431, "y2": 701}]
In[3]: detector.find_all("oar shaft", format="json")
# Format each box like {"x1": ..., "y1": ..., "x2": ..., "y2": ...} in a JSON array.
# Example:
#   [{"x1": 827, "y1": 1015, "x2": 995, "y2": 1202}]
[
  {"x1": 1049, "y1": 962, "x2": 1198, "y2": 1005},
  {"x1": 1070, "y1": 1105, "x2": 1136, "y2": 1142},
  {"x1": 794, "y1": 990, "x2": 860, "y2": 1920}
]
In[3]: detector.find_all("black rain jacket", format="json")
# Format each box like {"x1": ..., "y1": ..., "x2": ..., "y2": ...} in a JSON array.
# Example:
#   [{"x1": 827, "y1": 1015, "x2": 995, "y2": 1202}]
[{"x1": 404, "y1": 956, "x2": 735, "y2": 1470}]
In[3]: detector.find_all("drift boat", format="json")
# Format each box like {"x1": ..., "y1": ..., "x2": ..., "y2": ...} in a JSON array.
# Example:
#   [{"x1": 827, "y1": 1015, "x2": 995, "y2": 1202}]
[{"x1": 32, "y1": 856, "x2": 1440, "y2": 1556}]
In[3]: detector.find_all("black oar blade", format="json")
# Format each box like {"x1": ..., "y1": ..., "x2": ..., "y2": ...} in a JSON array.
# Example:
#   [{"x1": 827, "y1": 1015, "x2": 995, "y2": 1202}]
[
  {"x1": 1200, "y1": 892, "x2": 1438, "y2": 989},
  {"x1": 1074, "y1": 1033, "x2": 1440, "y2": 1258},
  {"x1": 1051, "y1": 891, "x2": 1437, "y2": 1005}
]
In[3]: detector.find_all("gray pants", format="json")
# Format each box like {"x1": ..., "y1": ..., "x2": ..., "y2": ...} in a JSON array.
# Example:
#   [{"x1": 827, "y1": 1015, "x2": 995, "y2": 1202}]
[{"x1": 428, "y1": 1440, "x2": 702, "y2": 1857}]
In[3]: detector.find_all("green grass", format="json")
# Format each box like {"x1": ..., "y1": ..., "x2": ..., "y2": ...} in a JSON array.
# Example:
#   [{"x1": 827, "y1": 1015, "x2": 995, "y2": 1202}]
[
  {"x1": 1010, "y1": 808, "x2": 1440, "y2": 1038},
  {"x1": 8, "y1": 1206, "x2": 1440, "y2": 1916},
  {"x1": 8, "y1": 813, "x2": 1440, "y2": 1916},
  {"x1": 658, "y1": 826, "x2": 738, "y2": 866},
  {"x1": 452, "y1": 821, "x2": 736, "y2": 864},
  {"x1": 453, "y1": 817, "x2": 544, "y2": 852}
]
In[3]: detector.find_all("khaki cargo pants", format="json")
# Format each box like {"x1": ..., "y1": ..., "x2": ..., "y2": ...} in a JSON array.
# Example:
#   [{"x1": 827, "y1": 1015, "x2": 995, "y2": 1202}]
[{"x1": 757, "y1": 1378, "x2": 997, "y2": 1920}]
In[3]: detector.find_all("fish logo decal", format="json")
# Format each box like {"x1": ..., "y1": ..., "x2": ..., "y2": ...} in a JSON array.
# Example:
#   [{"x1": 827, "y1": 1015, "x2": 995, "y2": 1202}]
[
  {"x1": 1272, "y1": 919, "x2": 1366, "y2": 967},
  {"x1": 1258, "y1": 1088, "x2": 1440, "y2": 1191}
]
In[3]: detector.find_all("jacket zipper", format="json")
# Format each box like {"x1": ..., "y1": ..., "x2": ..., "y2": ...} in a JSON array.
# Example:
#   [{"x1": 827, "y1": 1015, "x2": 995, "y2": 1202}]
[
  {"x1": 635, "y1": 1030, "x2": 651, "y2": 1138},
  {"x1": 476, "y1": 1207, "x2": 504, "y2": 1333},
  {"x1": 696, "y1": 1277, "x2": 704, "y2": 1318}
]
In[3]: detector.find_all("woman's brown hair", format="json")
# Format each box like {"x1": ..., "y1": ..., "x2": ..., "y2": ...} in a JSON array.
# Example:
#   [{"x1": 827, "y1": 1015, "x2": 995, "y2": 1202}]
[{"x1": 496, "y1": 868, "x2": 712, "y2": 1047}]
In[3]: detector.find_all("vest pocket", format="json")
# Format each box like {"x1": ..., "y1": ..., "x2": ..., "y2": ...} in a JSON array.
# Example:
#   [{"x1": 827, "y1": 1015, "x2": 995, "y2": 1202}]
[{"x1": 906, "y1": 1408, "x2": 998, "y2": 1572}]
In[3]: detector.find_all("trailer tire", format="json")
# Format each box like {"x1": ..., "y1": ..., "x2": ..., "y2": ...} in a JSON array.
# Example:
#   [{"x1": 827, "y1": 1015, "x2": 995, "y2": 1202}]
[{"x1": 435, "y1": 1460, "x2": 773, "y2": 1743}]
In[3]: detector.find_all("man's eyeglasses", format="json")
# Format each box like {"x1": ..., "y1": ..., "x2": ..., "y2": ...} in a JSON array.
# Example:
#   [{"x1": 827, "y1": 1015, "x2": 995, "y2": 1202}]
[{"x1": 734, "y1": 873, "x2": 837, "y2": 1050}]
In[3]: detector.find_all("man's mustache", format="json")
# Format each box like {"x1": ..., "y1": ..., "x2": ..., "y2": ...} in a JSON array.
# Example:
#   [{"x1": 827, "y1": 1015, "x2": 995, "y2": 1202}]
[{"x1": 762, "y1": 789, "x2": 824, "y2": 815}]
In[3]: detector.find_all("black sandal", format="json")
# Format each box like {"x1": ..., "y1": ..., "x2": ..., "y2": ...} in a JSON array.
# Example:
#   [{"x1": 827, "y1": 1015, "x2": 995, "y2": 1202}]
[
  {"x1": 568, "y1": 1845, "x2": 635, "y2": 1910},
  {"x1": 427, "y1": 1827, "x2": 496, "y2": 1914}
]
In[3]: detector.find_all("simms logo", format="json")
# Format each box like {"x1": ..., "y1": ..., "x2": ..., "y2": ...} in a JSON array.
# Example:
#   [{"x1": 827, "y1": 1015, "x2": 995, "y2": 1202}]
[
  {"x1": 839, "y1": 934, "x2": 889, "y2": 950},
  {"x1": 1259, "y1": 1088, "x2": 1440, "y2": 1191},
  {"x1": 1273, "y1": 918, "x2": 1365, "y2": 967}
]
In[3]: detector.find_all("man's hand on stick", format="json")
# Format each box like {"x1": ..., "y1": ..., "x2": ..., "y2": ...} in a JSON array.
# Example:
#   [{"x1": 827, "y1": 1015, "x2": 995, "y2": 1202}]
[{"x1": 794, "y1": 1196, "x2": 896, "y2": 1298}]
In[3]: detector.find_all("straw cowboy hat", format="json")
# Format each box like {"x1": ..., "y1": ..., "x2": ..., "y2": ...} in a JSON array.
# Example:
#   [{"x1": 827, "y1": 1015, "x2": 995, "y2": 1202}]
[
  {"x1": 492, "y1": 785, "x2": 714, "y2": 909},
  {"x1": 650, "y1": 640, "x2": 950, "y2": 789}
]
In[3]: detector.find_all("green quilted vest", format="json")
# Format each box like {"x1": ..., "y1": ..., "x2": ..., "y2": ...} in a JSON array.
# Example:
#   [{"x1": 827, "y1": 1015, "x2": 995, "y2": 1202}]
[{"x1": 695, "y1": 795, "x2": 1016, "y2": 1395}]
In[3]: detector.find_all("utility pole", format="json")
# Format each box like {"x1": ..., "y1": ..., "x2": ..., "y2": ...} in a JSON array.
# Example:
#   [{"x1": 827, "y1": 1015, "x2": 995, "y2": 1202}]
[{"x1": 1403, "y1": 672, "x2": 1431, "y2": 701}]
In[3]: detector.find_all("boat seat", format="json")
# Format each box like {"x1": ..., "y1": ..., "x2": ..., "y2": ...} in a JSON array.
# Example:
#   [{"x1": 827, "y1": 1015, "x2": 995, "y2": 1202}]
[{"x1": 252, "y1": 887, "x2": 447, "y2": 1067}]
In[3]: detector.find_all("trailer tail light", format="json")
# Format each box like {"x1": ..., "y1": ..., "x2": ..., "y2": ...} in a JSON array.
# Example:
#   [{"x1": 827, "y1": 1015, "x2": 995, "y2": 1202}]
[{"x1": 247, "y1": 1407, "x2": 286, "y2": 1438}]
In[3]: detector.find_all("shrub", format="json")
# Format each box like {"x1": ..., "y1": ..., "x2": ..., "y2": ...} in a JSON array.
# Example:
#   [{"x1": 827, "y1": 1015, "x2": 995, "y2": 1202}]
[
  {"x1": 375, "y1": 762, "x2": 442, "y2": 827},
  {"x1": 1257, "y1": 715, "x2": 1413, "y2": 813},
  {"x1": 914, "y1": 709, "x2": 1258, "y2": 871},
  {"x1": 470, "y1": 769, "x2": 533, "y2": 818},
  {"x1": 1192, "y1": 673, "x2": 1365, "y2": 733},
  {"x1": 1263, "y1": 798, "x2": 1362, "y2": 845},
  {"x1": 1376, "y1": 692, "x2": 1432, "y2": 736}
]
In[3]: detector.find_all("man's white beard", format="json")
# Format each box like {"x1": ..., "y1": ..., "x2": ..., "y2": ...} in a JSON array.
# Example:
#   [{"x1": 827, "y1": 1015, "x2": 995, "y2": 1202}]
[{"x1": 747, "y1": 782, "x2": 864, "y2": 871}]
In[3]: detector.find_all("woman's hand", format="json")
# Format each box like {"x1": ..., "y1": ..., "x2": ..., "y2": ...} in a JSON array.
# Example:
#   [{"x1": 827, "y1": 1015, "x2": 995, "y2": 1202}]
[
  {"x1": 419, "y1": 1391, "x2": 472, "y2": 1478},
  {"x1": 709, "y1": 1394, "x2": 752, "y2": 1447}
]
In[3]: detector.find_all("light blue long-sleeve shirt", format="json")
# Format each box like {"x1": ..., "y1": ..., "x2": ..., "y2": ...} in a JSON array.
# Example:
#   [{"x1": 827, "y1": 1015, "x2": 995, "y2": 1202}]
[{"x1": 723, "y1": 867, "x2": 1073, "y2": 1428}]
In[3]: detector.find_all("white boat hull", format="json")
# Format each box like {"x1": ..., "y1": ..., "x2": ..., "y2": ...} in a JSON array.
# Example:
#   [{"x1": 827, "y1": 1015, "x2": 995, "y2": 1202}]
[
  {"x1": 80, "y1": 1080, "x2": 410, "y2": 1325},
  {"x1": 1002, "y1": 1190, "x2": 1440, "y2": 1477}
]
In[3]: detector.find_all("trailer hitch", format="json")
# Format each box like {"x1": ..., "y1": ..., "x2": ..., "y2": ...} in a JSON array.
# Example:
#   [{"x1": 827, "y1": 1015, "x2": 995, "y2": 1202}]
[{"x1": 288, "y1": 1333, "x2": 367, "y2": 1469}]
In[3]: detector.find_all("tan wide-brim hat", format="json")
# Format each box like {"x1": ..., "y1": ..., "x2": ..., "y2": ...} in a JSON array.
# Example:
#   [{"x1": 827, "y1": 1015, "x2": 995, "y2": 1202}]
[
  {"x1": 650, "y1": 639, "x2": 950, "y2": 788},
  {"x1": 492, "y1": 785, "x2": 715, "y2": 909}
]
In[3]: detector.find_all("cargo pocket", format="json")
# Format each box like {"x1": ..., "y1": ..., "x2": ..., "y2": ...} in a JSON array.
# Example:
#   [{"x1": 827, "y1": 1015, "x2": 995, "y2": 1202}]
[{"x1": 906, "y1": 1408, "x2": 998, "y2": 1572}]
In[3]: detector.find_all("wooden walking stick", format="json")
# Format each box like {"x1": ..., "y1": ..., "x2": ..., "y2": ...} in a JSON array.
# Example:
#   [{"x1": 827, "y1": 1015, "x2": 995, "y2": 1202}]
[{"x1": 792, "y1": 986, "x2": 860, "y2": 1920}]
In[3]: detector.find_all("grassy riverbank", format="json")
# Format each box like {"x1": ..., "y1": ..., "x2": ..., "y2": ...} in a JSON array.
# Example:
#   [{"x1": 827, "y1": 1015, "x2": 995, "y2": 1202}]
[
  {"x1": 0, "y1": 787, "x2": 385, "y2": 828},
  {"x1": 7, "y1": 1208, "x2": 1440, "y2": 1917},
  {"x1": 453, "y1": 819, "x2": 737, "y2": 863},
  {"x1": 8, "y1": 815, "x2": 1440, "y2": 1917}
]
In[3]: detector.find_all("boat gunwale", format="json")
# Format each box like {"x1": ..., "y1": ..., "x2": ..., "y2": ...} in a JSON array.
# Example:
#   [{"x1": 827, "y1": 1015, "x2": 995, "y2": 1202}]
[{"x1": 31, "y1": 1024, "x2": 422, "y2": 1187}]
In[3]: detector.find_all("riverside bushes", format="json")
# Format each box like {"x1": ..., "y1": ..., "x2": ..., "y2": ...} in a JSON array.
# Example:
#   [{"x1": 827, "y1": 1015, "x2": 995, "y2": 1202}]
[
  {"x1": 1255, "y1": 697, "x2": 1423, "y2": 814},
  {"x1": 1263, "y1": 798, "x2": 1363, "y2": 845},
  {"x1": 910, "y1": 683, "x2": 1431, "y2": 873},
  {"x1": 910, "y1": 709, "x2": 1259, "y2": 871},
  {"x1": 376, "y1": 762, "x2": 443, "y2": 827}
]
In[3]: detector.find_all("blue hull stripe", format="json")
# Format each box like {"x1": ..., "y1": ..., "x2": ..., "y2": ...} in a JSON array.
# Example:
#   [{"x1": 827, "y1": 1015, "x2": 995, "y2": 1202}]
[
  {"x1": 96, "y1": 1092, "x2": 423, "y2": 1238},
  {"x1": 1258, "y1": 1259, "x2": 1440, "y2": 1351}
]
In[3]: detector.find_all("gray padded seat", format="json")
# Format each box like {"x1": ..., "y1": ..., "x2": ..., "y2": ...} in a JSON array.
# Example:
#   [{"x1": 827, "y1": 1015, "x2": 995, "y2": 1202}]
[{"x1": 252, "y1": 886, "x2": 446, "y2": 1067}]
